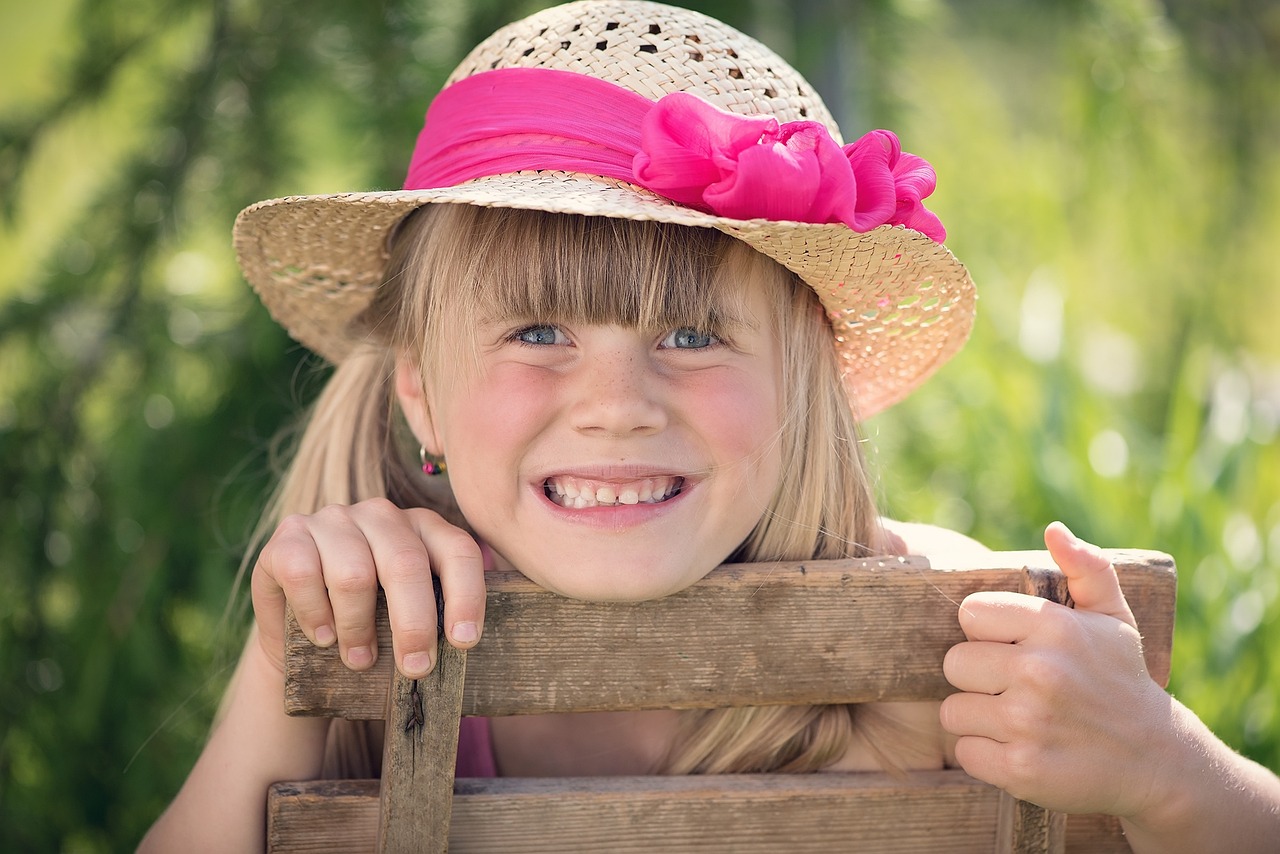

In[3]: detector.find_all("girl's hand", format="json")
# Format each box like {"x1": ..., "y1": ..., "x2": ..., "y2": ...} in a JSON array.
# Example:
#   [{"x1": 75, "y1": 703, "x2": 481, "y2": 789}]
[
  {"x1": 250, "y1": 498, "x2": 487, "y2": 678},
  {"x1": 939, "y1": 522, "x2": 1175, "y2": 818}
]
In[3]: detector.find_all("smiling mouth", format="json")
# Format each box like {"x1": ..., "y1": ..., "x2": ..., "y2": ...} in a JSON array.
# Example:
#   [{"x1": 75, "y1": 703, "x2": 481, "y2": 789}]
[{"x1": 544, "y1": 475, "x2": 685, "y2": 509}]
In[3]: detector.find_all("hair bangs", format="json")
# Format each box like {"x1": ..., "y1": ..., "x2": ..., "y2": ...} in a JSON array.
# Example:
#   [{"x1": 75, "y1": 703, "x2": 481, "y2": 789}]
[
  {"x1": 460, "y1": 209, "x2": 755, "y2": 338},
  {"x1": 374, "y1": 205, "x2": 793, "y2": 394}
]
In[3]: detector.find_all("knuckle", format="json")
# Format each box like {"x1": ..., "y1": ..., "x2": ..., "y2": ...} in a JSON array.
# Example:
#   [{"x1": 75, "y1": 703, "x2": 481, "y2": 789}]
[
  {"x1": 260, "y1": 521, "x2": 310, "y2": 565},
  {"x1": 1036, "y1": 602, "x2": 1078, "y2": 643},
  {"x1": 380, "y1": 547, "x2": 431, "y2": 583},
  {"x1": 313, "y1": 503, "x2": 356, "y2": 523},
  {"x1": 395, "y1": 626, "x2": 439, "y2": 649},
  {"x1": 1014, "y1": 650, "x2": 1069, "y2": 696},
  {"x1": 1001, "y1": 741, "x2": 1046, "y2": 790},
  {"x1": 327, "y1": 565, "x2": 377, "y2": 597},
  {"x1": 358, "y1": 496, "x2": 400, "y2": 518},
  {"x1": 405, "y1": 506, "x2": 447, "y2": 524},
  {"x1": 269, "y1": 553, "x2": 319, "y2": 590},
  {"x1": 334, "y1": 614, "x2": 375, "y2": 638},
  {"x1": 436, "y1": 530, "x2": 482, "y2": 562},
  {"x1": 1002, "y1": 693, "x2": 1054, "y2": 737},
  {"x1": 274, "y1": 513, "x2": 312, "y2": 537}
]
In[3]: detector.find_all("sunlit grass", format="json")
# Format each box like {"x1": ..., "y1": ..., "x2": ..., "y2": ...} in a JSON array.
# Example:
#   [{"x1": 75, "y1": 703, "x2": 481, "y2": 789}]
[{"x1": 864, "y1": 2, "x2": 1280, "y2": 767}]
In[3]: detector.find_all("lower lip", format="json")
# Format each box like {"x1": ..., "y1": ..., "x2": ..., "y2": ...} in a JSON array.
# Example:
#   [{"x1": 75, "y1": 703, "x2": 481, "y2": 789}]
[{"x1": 536, "y1": 484, "x2": 690, "y2": 528}]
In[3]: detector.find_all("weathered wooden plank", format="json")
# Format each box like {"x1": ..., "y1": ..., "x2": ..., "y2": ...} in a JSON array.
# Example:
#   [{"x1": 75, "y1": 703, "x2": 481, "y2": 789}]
[
  {"x1": 284, "y1": 550, "x2": 1176, "y2": 720},
  {"x1": 1065, "y1": 813, "x2": 1129, "y2": 853},
  {"x1": 998, "y1": 789, "x2": 1068, "y2": 854},
  {"x1": 996, "y1": 567, "x2": 1070, "y2": 854},
  {"x1": 375, "y1": 643, "x2": 466, "y2": 854},
  {"x1": 267, "y1": 774, "x2": 1129, "y2": 853},
  {"x1": 267, "y1": 779, "x2": 378, "y2": 852}
]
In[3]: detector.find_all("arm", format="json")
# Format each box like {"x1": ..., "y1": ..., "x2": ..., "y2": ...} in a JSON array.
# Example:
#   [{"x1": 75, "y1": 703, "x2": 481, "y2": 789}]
[
  {"x1": 141, "y1": 499, "x2": 488, "y2": 853},
  {"x1": 139, "y1": 632, "x2": 329, "y2": 853},
  {"x1": 1120, "y1": 697, "x2": 1280, "y2": 853},
  {"x1": 939, "y1": 522, "x2": 1280, "y2": 853}
]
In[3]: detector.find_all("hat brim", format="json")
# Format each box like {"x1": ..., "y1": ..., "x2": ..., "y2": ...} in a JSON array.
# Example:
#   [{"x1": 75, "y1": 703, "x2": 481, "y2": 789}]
[{"x1": 233, "y1": 171, "x2": 974, "y2": 415}]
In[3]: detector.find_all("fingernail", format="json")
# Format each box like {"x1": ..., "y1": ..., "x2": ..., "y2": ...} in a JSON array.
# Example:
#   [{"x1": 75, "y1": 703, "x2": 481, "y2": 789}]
[
  {"x1": 451, "y1": 622, "x2": 478, "y2": 644},
  {"x1": 314, "y1": 625, "x2": 336, "y2": 646},
  {"x1": 403, "y1": 652, "x2": 433, "y2": 676},
  {"x1": 347, "y1": 646, "x2": 373, "y2": 668}
]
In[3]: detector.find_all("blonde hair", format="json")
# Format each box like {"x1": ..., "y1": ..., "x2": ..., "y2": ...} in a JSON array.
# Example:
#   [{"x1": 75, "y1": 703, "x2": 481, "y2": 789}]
[{"x1": 264, "y1": 204, "x2": 915, "y2": 776}]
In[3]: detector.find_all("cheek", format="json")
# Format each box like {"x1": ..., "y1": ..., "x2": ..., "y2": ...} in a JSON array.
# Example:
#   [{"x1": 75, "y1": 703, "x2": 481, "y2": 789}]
[
  {"x1": 440, "y1": 367, "x2": 552, "y2": 451},
  {"x1": 685, "y1": 368, "x2": 783, "y2": 482},
  {"x1": 435, "y1": 368, "x2": 555, "y2": 510}
]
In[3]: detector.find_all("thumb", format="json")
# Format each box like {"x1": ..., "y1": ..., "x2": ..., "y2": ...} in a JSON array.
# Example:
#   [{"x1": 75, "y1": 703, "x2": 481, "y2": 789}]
[{"x1": 1044, "y1": 521, "x2": 1136, "y2": 627}]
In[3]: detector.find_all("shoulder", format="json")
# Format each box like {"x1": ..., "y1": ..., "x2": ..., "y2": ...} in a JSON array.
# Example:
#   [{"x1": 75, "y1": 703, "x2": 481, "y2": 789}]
[{"x1": 879, "y1": 518, "x2": 994, "y2": 565}]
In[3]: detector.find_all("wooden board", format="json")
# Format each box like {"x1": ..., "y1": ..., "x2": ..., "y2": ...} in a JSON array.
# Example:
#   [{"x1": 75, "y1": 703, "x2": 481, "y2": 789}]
[
  {"x1": 376, "y1": 645, "x2": 466, "y2": 853},
  {"x1": 284, "y1": 550, "x2": 1176, "y2": 720},
  {"x1": 267, "y1": 773, "x2": 1132, "y2": 854}
]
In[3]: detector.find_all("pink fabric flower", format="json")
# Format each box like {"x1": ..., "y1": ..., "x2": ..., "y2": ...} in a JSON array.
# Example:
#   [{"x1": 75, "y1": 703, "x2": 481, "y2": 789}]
[{"x1": 633, "y1": 92, "x2": 945, "y2": 241}]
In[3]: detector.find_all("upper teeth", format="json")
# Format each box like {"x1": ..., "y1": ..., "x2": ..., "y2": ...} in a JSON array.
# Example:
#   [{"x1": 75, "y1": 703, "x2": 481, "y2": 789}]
[{"x1": 545, "y1": 476, "x2": 683, "y2": 508}]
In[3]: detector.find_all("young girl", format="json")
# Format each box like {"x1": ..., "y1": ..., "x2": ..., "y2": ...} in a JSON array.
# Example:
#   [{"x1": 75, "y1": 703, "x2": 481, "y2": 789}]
[{"x1": 144, "y1": 1, "x2": 1279, "y2": 850}]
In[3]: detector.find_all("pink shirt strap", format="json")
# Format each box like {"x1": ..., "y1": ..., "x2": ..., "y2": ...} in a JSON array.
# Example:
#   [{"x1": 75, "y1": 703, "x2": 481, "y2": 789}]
[
  {"x1": 455, "y1": 715, "x2": 498, "y2": 778},
  {"x1": 405, "y1": 67, "x2": 944, "y2": 241}
]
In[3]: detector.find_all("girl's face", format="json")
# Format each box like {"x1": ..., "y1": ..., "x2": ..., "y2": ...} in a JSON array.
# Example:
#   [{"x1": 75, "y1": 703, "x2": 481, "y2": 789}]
[{"x1": 400, "y1": 270, "x2": 785, "y2": 601}]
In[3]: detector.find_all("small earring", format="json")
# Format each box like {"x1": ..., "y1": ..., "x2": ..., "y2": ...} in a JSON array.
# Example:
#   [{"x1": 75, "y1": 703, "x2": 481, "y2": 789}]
[{"x1": 420, "y1": 445, "x2": 447, "y2": 476}]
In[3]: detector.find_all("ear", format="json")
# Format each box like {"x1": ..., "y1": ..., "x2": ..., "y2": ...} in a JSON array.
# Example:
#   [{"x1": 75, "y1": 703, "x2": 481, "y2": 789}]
[{"x1": 394, "y1": 355, "x2": 444, "y2": 455}]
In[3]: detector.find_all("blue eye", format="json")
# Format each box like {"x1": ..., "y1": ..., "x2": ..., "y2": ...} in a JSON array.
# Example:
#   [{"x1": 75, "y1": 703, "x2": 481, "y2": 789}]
[
  {"x1": 663, "y1": 327, "x2": 717, "y2": 349},
  {"x1": 514, "y1": 325, "x2": 563, "y2": 346}
]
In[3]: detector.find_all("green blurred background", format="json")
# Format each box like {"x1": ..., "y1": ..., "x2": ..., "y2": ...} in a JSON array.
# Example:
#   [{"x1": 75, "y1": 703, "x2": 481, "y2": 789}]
[{"x1": 2, "y1": 0, "x2": 1277, "y2": 849}]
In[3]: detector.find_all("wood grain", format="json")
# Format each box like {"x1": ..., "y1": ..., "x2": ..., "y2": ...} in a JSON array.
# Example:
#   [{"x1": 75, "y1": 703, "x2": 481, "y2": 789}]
[
  {"x1": 268, "y1": 773, "x2": 1130, "y2": 853},
  {"x1": 375, "y1": 643, "x2": 465, "y2": 854},
  {"x1": 284, "y1": 550, "x2": 1176, "y2": 720}
]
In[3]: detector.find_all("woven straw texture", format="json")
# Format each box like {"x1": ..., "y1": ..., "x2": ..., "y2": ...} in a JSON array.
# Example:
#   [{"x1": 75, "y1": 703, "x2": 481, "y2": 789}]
[{"x1": 233, "y1": 0, "x2": 975, "y2": 415}]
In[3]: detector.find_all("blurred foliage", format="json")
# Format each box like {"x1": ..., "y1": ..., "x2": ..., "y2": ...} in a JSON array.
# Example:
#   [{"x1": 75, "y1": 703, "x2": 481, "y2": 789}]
[{"x1": 1, "y1": 0, "x2": 1277, "y2": 850}]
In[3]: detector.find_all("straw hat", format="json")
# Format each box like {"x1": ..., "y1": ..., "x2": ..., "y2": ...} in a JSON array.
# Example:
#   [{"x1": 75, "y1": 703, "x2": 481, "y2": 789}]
[{"x1": 233, "y1": 0, "x2": 975, "y2": 415}]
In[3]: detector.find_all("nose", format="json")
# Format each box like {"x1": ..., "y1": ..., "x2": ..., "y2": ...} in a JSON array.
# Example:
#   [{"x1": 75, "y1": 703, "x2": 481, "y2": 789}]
[{"x1": 568, "y1": 343, "x2": 668, "y2": 437}]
